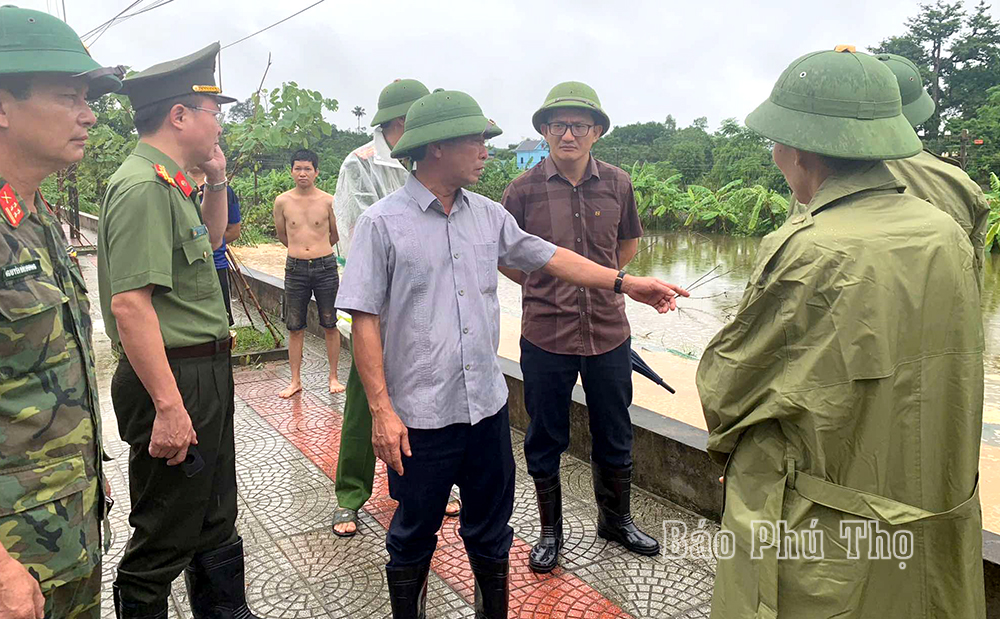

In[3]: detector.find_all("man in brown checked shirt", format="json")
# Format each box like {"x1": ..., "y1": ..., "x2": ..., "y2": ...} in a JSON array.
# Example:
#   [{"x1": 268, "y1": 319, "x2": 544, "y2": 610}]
[{"x1": 500, "y1": 81, "x2": 658, "y2": 574}]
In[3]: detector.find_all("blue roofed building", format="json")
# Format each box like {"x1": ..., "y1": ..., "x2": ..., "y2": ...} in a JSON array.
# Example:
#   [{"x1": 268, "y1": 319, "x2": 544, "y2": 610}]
[{"x1": 515, "y1": 139, "x2": 549, "y2": 169}]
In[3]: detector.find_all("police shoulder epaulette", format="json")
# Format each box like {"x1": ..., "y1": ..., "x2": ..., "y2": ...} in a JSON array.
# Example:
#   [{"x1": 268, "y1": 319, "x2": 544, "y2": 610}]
[{"x1": 153, "y1": 164, "x2": 178, "y2": 188}]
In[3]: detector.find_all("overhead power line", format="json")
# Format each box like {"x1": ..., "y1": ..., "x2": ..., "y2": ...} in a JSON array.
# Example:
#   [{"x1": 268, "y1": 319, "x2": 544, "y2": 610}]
[
  {"x1": 81, "y1": 0, "x2": 144, "y2": 42},
  {"x1": 82, "y1": 0, "x2": 176, "y2": 45},
  {"x1": 222, "y1": 0, "x2": 326, "y2": 50}
]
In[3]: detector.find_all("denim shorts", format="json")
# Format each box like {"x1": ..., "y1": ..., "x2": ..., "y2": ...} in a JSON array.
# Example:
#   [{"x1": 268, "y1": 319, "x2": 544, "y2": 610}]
[{"x1": 284, "y1": 253, "x2": 339, "y2": 331}]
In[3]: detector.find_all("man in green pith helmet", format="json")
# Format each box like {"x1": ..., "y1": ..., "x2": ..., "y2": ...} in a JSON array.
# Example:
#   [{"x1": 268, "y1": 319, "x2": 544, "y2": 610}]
[
  {"x1": 500, "y1": 81, "x2": 659, "y2": 573},
  {"x1": 336, "y1": 88, "x2": 685, "y2": 618},
  {"x1": 330, "y1": 78, "x2": 463, "y2": 537},
  {"x1": 698, "y1": 46, "x2": 984, "y2": 618},
  {"x1": 877, "y1": 52, "x2": 990, "y2": 289},
  {"x1": 788, "y1": 52, "x2": 990, "y2": 289},
  {"x1": 331, "y1": 77, "x2": 457, "y2": 535},
  {"x1": 97, "y1": 43, "x2": 263, "y2": 619},
  {"x1": 0, "y1": 7, "x2": 122, "y2": 619}
]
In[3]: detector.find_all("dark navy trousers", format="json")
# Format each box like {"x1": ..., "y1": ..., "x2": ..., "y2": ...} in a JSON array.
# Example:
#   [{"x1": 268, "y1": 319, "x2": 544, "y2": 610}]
[
  {"x1": 386, "y1": 406, "x2": 515, "y2": 566},
  {"x1": 521, "y1": 336, "x2": 634, "y2": 480}
]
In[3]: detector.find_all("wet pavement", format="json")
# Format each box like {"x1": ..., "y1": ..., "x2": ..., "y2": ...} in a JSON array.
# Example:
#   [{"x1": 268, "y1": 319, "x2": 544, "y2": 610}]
[{"x1": 81, "y1": 254, "x2": 720, "y2": 617}]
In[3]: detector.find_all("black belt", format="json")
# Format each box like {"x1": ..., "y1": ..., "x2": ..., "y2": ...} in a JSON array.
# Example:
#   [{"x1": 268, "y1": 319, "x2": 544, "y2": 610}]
[{"x1": 165, "y1": 337, "x2": 232, "y2": 360}]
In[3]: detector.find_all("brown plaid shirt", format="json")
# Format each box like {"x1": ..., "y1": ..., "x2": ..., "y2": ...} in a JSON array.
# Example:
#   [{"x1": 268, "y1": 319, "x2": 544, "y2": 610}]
[{"x1": 502, "y1": 156, "x2": 643, "y2": 356}]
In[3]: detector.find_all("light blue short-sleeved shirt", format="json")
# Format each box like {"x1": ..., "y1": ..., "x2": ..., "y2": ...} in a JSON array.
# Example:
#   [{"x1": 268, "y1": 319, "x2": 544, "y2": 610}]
[{"x1": 336, "y1": 174, "x2": 557, "y2": 429}]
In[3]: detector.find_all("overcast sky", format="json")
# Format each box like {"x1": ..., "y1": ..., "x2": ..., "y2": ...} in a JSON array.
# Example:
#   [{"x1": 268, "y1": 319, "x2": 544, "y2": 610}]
[{"x1": 24, "y1": 0, "x2": 1000, "y2": 146}]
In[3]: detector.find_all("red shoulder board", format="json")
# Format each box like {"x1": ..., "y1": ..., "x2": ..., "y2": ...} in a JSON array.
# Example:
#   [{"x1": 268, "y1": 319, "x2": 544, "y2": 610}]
[
  {"x1": 153, "y1": 164, "x2": 177, "y2": 187},
  {"x1": 0, "y1": 183, "x2": 24, "y2": 228},
  {"x1": 173, "y1": 171, "x2": 194, "y2": 197}
]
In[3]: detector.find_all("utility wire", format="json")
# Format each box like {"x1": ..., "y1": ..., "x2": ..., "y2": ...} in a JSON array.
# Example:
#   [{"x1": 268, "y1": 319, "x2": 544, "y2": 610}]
[
  {"x1": 84, "y1": 0, "x2": 178, "y2": 46},
  {"x1": 82, "y1": 0, "x2": 144, "y2": 43},
  {"x1": 222, "y1": 0, "x2": 326, "y2": 50}
]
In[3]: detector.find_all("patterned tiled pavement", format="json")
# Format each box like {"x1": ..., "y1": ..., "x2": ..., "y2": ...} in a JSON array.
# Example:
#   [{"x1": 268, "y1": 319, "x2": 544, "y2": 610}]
[{"x1": 81, "y1": 255, "x2": 718, "y2": 618}]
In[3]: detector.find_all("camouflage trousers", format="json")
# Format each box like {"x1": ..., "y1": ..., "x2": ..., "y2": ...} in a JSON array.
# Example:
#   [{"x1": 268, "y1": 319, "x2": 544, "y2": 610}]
[{"x1": 45, "y1": 564, "x2": 102, "y2": 619}]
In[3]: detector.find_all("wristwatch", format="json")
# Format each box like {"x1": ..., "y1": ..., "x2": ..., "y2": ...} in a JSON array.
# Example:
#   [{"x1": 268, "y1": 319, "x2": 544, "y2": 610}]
[
  {"x1": 614, "y1": 269, "x2": 626, "y2": 294},
  {"x1": 205, "y1": 179, "x2": 228, "y2": 192}
]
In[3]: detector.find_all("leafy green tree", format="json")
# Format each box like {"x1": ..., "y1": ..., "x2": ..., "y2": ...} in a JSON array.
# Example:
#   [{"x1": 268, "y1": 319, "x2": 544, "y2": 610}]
[
  {"x1": 224, "y1": 81, "x2": 338, "y2": 205},
  {"x1": 957, "y1": 84, "x2": 1000, "y2": 182},
  {"x1": 871, "y1": 0, "x2": 1000, "y2": 145},
  {"x1": 703, "y1": 119, "x2": 787, "y2": 192}
]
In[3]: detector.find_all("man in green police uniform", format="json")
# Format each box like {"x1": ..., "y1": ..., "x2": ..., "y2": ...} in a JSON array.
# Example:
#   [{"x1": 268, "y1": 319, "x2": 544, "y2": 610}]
[
  {"x1": 97, "y1": 44, "x2": 262, "y2": 619},
  {"x1": 698, "y1": 47, "x2": 985, "y2": 618},
  {"x1": 0, "y1": 7, "x2": 122, "y2": 619}
]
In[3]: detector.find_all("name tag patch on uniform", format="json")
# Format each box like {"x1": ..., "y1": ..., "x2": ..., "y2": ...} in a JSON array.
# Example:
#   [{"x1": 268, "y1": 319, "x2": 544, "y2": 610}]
[
  {"x1": 191, "y1": 225, "x2": 208, "y2": 238},
  {"x1": 1, "y1": 260, "x2": 41, "y2": 284}
]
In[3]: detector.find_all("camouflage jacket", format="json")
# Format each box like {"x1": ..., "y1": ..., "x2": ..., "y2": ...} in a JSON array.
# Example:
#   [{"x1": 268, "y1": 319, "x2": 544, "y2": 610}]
[{"x1": 0, "y1": 180, "x2": 104, "y2": 591}]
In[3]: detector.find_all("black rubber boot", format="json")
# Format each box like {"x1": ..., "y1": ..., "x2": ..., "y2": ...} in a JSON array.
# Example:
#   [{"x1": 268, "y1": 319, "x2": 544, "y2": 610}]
[
  {"x1": 468, "y1": 554, "x2": 509, "y2": 619},
  {"x1": 184, "y1": 537, "x2": 262, "y2": 619},
  {"x1": 528, "y1": 474, "x2": 563, "y2": 573},
  {"x1": 592, "y1": 461, "x2": 660, "y2": 556},
  {"x1": 113, "y1": 584, "x2": 168, "y2": 619},
  {"x1": 385, "y1": 562, "x2": 430, "y2": 619}
]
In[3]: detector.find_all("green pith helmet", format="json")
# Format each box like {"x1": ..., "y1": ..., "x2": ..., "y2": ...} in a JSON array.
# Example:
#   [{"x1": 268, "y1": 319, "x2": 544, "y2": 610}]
[
  {"x1": 390, "y1": 89, "x2": 502, "y2": 159},
  {"x1": 531, "y1": 81, "x2": 610, "y2": 134},
  {"x1": 876, "y1": 53, "x2": 935, "y2": 127},
  {"x1": 746, "y1": 47, "x2": 921, "y2": 160},
  {"x1": 121, "y1": 42, "x2": 235, "y2": 111},
  {"x1": 370, "y1": 78, "x2": 429, "y2": 127},
  {"x1": 0, "y1": 5, "x2": 123, "y2": 99}
]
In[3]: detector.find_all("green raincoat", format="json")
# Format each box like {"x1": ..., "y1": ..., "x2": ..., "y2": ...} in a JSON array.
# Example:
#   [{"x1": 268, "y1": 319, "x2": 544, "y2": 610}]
[
  {"x1": 698, "y1": 162, "x2": 985, "y2": 619},
  {"x1": 886, "y1": 150, "x2": 990, "y2": 290}
]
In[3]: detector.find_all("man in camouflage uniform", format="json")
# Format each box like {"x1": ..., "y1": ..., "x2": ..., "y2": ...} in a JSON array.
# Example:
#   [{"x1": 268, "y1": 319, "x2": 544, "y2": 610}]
[{"x1": 0, "y1": 6, "x2": 123, "y2": 619}]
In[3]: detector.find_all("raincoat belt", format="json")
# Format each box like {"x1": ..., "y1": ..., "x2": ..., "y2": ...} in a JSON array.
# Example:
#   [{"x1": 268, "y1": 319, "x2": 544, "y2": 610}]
[{"x1": 753, "y1": 458, "x2": 981, "y2": 619}]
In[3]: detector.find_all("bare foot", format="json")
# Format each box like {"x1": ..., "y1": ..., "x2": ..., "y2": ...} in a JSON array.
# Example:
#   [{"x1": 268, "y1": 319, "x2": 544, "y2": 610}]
[
  {"x1": 279, "y1": 381, "x2": 302, "y2": 399},
  {"x1": 329, "y1": 376, "x2": 346, "y2": 394},
  {"x1": 333, "y1": 521, "x2": 357, "y2": 535},
  {"x1": 444, "y1": 498, "x2": 461, "y2": 517}
]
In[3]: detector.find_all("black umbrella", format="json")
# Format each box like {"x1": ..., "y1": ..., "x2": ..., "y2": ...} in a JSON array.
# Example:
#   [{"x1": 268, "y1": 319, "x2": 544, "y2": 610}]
[{"x1": 631, "y1": 348, "x2": 675, "y2": 394}]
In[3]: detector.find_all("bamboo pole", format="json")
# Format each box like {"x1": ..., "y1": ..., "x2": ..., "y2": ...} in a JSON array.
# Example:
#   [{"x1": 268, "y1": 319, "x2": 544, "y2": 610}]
[{"x1": 226, "y1": 247, "x2": 284, "y2": 347}]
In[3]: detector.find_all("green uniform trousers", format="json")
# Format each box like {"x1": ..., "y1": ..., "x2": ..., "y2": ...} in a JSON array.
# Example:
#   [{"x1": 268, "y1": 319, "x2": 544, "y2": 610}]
[
  {"x1": 335, "y1": 361, "x2": 376, "y2": 511},
  {"x1": 110, "y1": 350, "x2": 239, "y2": 605},
  {"x1": 44, "y1": 565, "x2": 102, "y2": 619}
]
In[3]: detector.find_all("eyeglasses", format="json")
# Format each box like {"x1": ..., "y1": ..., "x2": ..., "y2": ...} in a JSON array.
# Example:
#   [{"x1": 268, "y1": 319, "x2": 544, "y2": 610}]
[
  {"x1": 545, "y1": 122, "x2": 594, "y2": 137},
  {"x1": 186, "y1": 106, "x2": 224, "y2": 122}
]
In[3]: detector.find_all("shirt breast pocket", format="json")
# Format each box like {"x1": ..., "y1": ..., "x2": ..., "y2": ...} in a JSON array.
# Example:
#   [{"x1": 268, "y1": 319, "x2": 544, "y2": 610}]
[
  {"x1": 0, "y1": 278, "x2": 69, "y2": 378},
  {"x1": 174, "y1": 234, "x2": 216, "y2": 301},
  {"x1": 588, "y1": 200, "x2": 621, "y2": 244},
  {"x1": 473, "y1": 242, "x2": 499, "y2": 294}
]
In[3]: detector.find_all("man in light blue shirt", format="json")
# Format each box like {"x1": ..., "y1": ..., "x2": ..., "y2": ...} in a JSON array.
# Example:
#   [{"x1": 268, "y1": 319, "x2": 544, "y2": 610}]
[{"x1": 336, "y1": 89, "x2": 687, "y2": 619}]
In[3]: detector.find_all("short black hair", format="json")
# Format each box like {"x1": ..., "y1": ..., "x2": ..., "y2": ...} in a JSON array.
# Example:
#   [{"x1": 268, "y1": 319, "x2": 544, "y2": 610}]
[
  {"x1": 819, "y1": 155, "x2": 872, "y2": 175},
  {"x1": 0, "y1": 74, "x2": 34, "y2": 100},
  {"x1": 406, "y1": 145, "x2": 428, "y2": 162},
  {"x1": 290, "y1": 148, "x2": 319, "y2": 170},
  {"x1": 133, "y1": 94, "x2": 205, "y2": 137}
]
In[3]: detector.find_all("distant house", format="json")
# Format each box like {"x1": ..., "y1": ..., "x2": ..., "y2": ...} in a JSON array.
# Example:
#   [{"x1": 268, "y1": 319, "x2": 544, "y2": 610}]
[{"x1": 515, "y1": 139, "x2": 549, "y2": 169}]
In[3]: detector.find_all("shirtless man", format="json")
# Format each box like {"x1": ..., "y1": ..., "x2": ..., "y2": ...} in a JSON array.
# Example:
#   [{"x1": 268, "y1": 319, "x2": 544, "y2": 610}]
[{"x1": 273, "y1": 148, "x2": 344, "y2": 397}]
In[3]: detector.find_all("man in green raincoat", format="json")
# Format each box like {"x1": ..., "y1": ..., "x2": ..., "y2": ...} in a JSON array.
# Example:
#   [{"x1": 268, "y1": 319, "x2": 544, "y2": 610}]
[
  {"x1": 697, "y1": 47, "x2": 985, "y2": 619},
  {"x1": 788, "y1": 53, "x2": 990, "y2": 289},
  {"x1": 877, "y1": 52, "x2": 990, "y2": 289}
]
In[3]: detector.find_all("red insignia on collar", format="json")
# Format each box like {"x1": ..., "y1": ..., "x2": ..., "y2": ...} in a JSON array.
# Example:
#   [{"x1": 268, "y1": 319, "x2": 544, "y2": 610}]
[
  {"x1": 173, "y1": 171, "x2": 194, "y2": 197},
  {"x1": 0, "y1": 183, "x2": 24, "y2": 228},
  {"x1": 153, "y1": 164, "x2": 177, "y2": 187}
]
